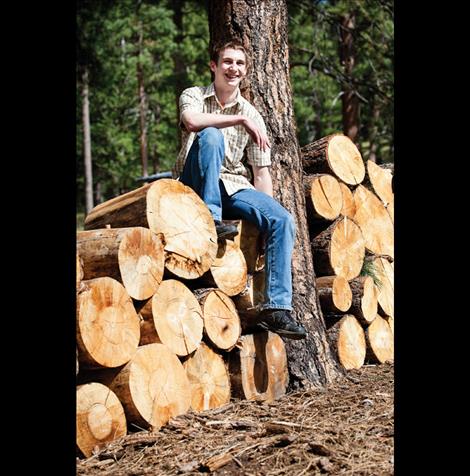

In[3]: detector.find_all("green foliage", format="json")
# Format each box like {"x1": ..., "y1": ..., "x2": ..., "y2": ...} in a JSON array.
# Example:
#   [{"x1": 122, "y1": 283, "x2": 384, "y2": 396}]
[
  {"x1": 77, "y1": 0, "x2": 393, "y2": 214},
  {"x1": 360, "y1": 259, "x2": 382, "y2": 289}
]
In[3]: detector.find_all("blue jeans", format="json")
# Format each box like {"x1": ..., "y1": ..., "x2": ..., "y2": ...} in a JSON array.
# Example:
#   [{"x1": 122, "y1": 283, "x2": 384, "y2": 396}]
[{"x1": 180, "y1": 127, "x2": 295, "y2": 311}]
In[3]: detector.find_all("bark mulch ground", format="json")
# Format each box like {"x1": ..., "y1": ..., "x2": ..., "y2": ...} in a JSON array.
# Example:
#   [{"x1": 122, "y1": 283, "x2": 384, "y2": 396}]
[{"x1": 77, "y1": 362, "x2": 394, "y2": 475}]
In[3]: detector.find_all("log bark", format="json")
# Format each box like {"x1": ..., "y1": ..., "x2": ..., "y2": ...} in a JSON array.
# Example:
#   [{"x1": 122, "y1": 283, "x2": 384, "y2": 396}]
[
  {"x1": 301, "y1": 133, "x2": 365, "y2": 185},
  {"x1": 149, "y1": 279, "x2": 203, "y2": 357},
  {"x1": 311, "y1": 217, "x2": 365, "y2": 280},
  {"x1": 182, "y1": 342, "x2": 231, "y2": 412},
  {"x1": 194, "y1": 289, "x2": 241, "y2": 351},
  {"x1": 106, "y1": 343, "x2": 191, "y2": 430},
  {"x1": 324, "y1": 314, "x2": 366, "y2": 370},
  {"x1": 353, "y1": 185, "x2": 394, "y2": 258},
  {"x1": 304, "y1": 174, "x2": 343, "y2": 222},
  {"x1": 76, "y1": 382, "x2": 127, "y2": 457},
  {"x1": 84, "y1": 179, "x2": 218, "y2": 279},
  {"x1": 365, "y1": 315, "x2": 394, "y2": 364},
  {"x1": 339, "y1": 182, "x2": 356, "y2": 219},
  {"x1": 349, "y1": 276, "x2": 378, "y2": 326},
  {"x1": 77, "y1": 227, "x2": 165, "y2": 301},
  {"x1": 76, "y1": 277, "x2": 141, "y2": 369},
  {"x1": 196, "y1": 239, "x2": 248, "y2": 296},
  {"x1": 228, "y1": 331, "x2": 288, "y2": 401},
  {"x1": 209, "y1": 0, "x2": 342, "y2": 387},
  {"x1": 316, "y1": 276, "x2": 352, "y2": 313}
]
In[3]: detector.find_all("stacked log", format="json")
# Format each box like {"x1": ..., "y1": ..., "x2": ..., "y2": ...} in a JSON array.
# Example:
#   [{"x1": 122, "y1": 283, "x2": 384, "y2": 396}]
[
  {"x1": 302, "y1": 133, "x2": 394, "y2": 370},
  {"x1": 76, "y1": 178, "x2": 288, "y2": 456}
]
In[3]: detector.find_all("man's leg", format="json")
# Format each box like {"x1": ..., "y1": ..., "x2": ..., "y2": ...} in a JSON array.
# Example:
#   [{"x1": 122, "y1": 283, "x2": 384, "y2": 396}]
[
  {"x1": 179, "y1": 127, "x2": 238, "y2": 239},
  {"x1": 221, "y1": 187, "x2": 306, "y2": 339}
]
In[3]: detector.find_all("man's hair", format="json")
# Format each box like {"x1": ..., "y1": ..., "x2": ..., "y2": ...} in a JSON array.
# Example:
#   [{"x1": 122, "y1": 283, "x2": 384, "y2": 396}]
[{"x1": 210, "y1": 40, "x2": 250, "y2": 70}]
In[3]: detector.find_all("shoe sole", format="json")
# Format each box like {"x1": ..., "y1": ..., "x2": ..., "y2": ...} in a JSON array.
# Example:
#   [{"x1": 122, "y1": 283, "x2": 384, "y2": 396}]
[
  {"x1": 258, "y1": 322, "x2": 306, "y2": 340},
  {"x1": 217, "y1": 231, "x2": 238, "y2": 240}
]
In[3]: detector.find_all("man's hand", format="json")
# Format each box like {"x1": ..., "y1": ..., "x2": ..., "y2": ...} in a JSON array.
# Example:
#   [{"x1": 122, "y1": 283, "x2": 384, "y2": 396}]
[{"x1": 242, "y1": 117, "x2": 271, "y2": 152}]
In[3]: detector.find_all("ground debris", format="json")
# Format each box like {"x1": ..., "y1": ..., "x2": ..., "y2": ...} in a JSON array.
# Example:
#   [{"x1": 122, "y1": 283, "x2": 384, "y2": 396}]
[{"x1": 76, "y1": 362, "x2": 394, "y2": 475}]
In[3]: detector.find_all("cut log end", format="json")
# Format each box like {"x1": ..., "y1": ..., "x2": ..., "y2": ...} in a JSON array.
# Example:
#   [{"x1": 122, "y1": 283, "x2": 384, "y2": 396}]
[
  {"x1": 77, "y1": 277, "x2": 141, "y2": 368},
  {"x1": 151, "y1": 279, "x2": 203, "y2": 356},
  {"x1": 76, "y1": 382, "x2": 127, "y2": 458},
  {"x1": 183, "y1": 342, "x2": 231, "y2": 412},
  {"x1": 200, "y1": 290, "x2": 241, "y2": 351},
  {"x1": 229, "y1": 331, "x2": 288, "y2": 402},
  {"x1": 365, "y1": 315, "x2": 394, "y2": 364}
]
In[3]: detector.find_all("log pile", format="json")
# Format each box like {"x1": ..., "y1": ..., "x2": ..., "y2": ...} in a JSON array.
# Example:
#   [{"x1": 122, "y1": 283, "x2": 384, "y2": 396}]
[
  {"x1": 302, "y1": 133, "x2": 394, "y2": 371},
  {"x1": 76, "y1": 135, "x2": 394, "y2": 456},
  {"x1": 76, "y1": 179, "x2": 287, "y2": 457}
]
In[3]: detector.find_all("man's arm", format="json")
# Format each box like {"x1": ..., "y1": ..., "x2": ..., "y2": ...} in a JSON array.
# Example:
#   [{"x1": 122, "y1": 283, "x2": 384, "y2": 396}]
[
  {"x1": 252, "y1": 165, "x2": 273, "y2": 197},
  {"x1": 182, "y1": 110, "x2": 271, "y2": 152}
]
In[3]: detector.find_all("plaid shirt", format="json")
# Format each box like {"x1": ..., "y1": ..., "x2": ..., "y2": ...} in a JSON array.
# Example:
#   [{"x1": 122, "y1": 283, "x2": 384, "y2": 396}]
[{"x1": 172, "y1": 83, "x2": 271, "y2": 195}]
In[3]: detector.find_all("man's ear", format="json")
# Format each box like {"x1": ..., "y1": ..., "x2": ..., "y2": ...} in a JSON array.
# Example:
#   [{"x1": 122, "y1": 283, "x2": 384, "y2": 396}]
[{"x1": 209, "y1": 60, "x2": 217, "y2": 73}]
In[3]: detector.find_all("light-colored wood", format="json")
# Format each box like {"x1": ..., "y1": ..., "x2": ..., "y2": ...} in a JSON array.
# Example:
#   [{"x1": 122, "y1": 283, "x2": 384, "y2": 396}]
[
  {"x1": 107, "y1": 343, "x2": 191, "y2": 430},
  {"x1": 233, "y1": 220, "x2": 264, "y2": 273},
  {"x1": 76, "y1": 251, "x2": 83, "y2": 291},
  {"x1": 134, "y1": 298, "x2": 162, "y2": 346},
  {"x1": 373, "y1": 257, "x2": 394, "y2": 318},
  {"x1": 311, "y1": 217, "x2": 365, "y2": 280},
  {"x1": 77, "y1": 277, "x2": 140, "y2": 369},
  {"x1": 302, "y1": 133, "x2": 365, "y2": 185},
  {"x1": 196, "y1": 289, "x2": 241, "y2": 351},
  {"x1": 229, "y1": 331, "x2": 288, "y2": 402},
  {"x1": 199, "y1": 240, "x2": 247, "y2": 296},
  {"x1": 316, "y1": 276, "x2": 352, "y2": 313},
  {"x1": 366, "y1": 160, "x2": 394, "y2": 207},
  {"x1": 183, "y1": 342, "x2": 231, "y2": 412},
  {"x1": 232, "y1": 271, "x2": 265, "y2": 322},
  {"x1": 386, "y1": 198, "x2": 394, "y2": 223},
  {"x1": 304, "y1": 174, "x2": 343, "y2": 221},
  {"x1": 84, "y1": 179, "x2": 218, "y2": 279},
  {"x1": 325, "y1": 314, "x2": 366, "y2": 370},
  {"x1": 77, "y1": 227, "x2": 165, "y2": 301},
  {"x1": 353, "y1": 185, "x2": 394, "y2": 258},
  {"x1": 349, "y1": 276, "x2": 378, "y2": 326},
  {"x1": 339, "y1": 182, "x2": 356, "y2": 218},
  {"x1": 76, "y1": 382, "x2": 127, "y2": 457},
  {"x1": 384, "y1": 315, "x2": 394, "y2": 335},
  {"x1": 151, "y1": 279, "x2": 203, "y2": 356},
  {"x1": 365, "y1": 315, "x2": 394, "y2": 363}
]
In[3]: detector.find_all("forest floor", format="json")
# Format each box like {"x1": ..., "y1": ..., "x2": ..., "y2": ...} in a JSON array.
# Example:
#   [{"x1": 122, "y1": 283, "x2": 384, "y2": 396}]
[{"x1": 76, "y1": 362, "x2": 394, "y2": 476}]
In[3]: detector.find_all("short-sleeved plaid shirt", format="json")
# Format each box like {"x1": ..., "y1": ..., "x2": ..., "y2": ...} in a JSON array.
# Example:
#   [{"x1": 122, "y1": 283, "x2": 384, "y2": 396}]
[{"x1": 172, "y1": 83, "x2": 271, "y2": 196}]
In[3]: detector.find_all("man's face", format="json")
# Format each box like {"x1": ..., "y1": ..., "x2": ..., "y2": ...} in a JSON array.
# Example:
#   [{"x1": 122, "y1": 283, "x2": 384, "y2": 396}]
[{"x1": 210, "y1": 48, "x2": 247, "y2": 88}]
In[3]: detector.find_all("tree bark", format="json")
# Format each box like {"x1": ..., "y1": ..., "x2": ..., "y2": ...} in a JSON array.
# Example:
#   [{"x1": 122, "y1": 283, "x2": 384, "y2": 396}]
[
  {"x1": 81, "y1": 67, "x2": 94, "y2": 213},
  {"x1": 208, "y1": 0, "x2": 343, "y2": 387},
  {"x1": 339, "y1": 12, "x2": 359, "y2": 143}
]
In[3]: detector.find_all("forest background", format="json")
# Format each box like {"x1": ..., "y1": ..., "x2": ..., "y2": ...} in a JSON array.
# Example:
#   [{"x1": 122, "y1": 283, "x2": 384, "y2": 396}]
[{"x1": 76, "y1": 0, "x2": 393, "y2": 225}]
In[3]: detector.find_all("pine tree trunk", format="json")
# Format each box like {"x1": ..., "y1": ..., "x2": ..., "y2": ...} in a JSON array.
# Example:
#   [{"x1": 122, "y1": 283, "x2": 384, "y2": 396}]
[
  {"x1": 339, "y1": 12, "x2": 359, "y2": 143},
  {"x1": 208, "y1": 0, "x2": 342, "y2": 387},
  {"x1": 81, "y1": 67, "x2": 94, "y2": 214}
]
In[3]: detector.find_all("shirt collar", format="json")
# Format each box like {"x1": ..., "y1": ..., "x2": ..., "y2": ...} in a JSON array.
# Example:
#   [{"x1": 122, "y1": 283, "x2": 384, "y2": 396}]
[{"x1": 204, "y1": 83, "x2": 241, "y2": 109}]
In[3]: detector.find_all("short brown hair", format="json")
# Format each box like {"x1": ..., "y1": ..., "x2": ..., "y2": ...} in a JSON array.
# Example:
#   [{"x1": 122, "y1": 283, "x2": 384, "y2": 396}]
[{"x1": 210, "y1": 40, "x2": 250, "y2": 70}]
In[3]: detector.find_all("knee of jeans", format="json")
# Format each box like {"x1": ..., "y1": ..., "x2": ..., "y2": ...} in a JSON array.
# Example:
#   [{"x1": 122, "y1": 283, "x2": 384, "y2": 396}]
[{"x1": 198, "y1": 127, "x2": 224, "y2": 147}]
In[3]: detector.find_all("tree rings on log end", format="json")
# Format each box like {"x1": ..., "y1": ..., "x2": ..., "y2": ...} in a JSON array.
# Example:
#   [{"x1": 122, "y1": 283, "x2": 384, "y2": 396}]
[
  {"x1": 183, "y1": 342, "x2": 231, "y2": 412},
  {"x1": 76, "y1": 382, "x2": 127, "y2": 457}
]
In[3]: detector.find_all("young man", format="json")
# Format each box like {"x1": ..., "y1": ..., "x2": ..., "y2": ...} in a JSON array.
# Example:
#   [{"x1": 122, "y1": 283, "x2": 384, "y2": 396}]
[{"x1": 172, "y1": 40, "x2": 306, "y2": 340}]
